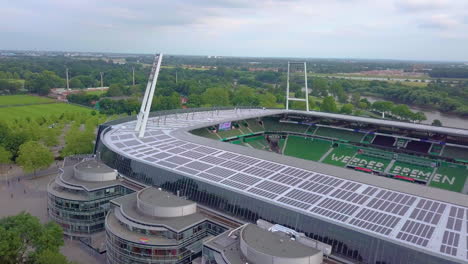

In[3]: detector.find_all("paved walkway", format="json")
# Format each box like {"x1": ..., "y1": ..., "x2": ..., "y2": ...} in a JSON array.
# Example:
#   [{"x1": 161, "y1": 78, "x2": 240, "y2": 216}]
[{"x1": 0, "y1": 173, "x2": 104, "y2": 264}]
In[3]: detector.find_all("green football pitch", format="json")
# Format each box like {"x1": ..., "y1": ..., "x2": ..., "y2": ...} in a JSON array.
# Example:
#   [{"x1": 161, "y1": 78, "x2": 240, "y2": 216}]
[{"x1": 284, "y1": 136, "x2": 331, "y2": 161}]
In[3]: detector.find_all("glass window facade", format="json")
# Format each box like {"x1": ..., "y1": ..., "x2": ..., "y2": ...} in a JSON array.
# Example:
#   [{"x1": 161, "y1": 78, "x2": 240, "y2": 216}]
[
  {"x1": 106, "y1": 204, "x2": 227, "y2": 264},
  {"x1": 97, "y1": 129, "x2": 459, "y2": 264},
  {"x1": 48, "y1": 184, "x2": 133, "y2": 237}
]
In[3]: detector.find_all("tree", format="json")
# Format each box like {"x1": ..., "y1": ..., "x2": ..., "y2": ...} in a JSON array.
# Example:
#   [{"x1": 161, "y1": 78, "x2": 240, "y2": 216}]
[
  {"x1": 351, "y1": 92, "x2": 361, "y2": 106},
  {"x1": 0, "y1": 213, "x2": 68, "y2": 264},
  {"x1": 61, "y1": 129, "x2": 94, "y2": 157},
  {"x1": 0, "y1": 146, "x2": 12, "y2": 175},
  {"x1": 16, "y1": 141, "x2": 54, "y2": 173},
  {"x1": 414, "y1": 111, "x2": 427, "y2": 123},
  {"x1": 202, "y1": 88, "x2": 230, "y2": 106},
  {"x1": 432, "y1": 119, "x2": 443, "y2": 126},
  {"x1": 232, "y1": 86, "x2": 258, "y2": 106},
  {"x1": 320, "y1": 96, "x2": 338, "y2": 113},
  {"x1": 258, "y1": 92, "x2": 277, "y2": 108},
  {"x1": 340, "y1": 104, "x2": 354, "y2": 115},
  {"x1": 106, "y1": 83, "x2": 126, "y2": 97}
]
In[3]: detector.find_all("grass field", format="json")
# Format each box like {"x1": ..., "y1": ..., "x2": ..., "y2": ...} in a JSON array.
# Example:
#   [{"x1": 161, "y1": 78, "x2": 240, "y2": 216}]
[
  {"x1": 85, "y1": 90, "x2": 107, "y2": 96},
  {"x1": 429, "y1": 163, "x2": 467, "y2": 192},
  {"x1": 284, "y1": 136, "x2": 331, "y2": 161},
  {"x1": 0, "y1": 95, "x2": 55, "y2": 106},
  {"x1": 0, "y1": 103, "x2": 92, "y2": 122}
]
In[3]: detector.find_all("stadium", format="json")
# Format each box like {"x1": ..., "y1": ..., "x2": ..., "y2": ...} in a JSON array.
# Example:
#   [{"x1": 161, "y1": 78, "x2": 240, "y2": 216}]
[{"x1": 95, "y1": 107, "x2": 468, "y2": 264}]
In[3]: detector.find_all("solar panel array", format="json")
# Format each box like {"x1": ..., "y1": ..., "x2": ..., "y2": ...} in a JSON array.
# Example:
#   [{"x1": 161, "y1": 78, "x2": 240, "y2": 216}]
[{"x1": 104, "y1": 109, "x2": 468, "y2": 262}]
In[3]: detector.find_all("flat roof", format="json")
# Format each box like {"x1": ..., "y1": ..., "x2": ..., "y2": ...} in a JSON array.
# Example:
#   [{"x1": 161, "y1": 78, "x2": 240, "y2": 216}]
[
  {"x1": 60, "y1": 165, "x2": 122, "y2": 192},
  {"x1": 75, "y1": 159, "x2": 116, "y2": 174},
  {"x1": 241, "y1": 224, "x2": 320, "y2": 258},
  {"x1": 111, "y1": 193, "x2": 206, "y2": 232},
  {"x1": 138, "y1": 187, "x2": 195, "y2": 208},
  {"x1": 101, "y1": 109, "x2": 468, "y2": 263}
]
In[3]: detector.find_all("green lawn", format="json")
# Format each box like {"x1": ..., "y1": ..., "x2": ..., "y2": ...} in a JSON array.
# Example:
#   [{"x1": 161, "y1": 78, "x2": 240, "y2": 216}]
[
  {"x1": 429, "y1": 163, "x2": 467, "y2": 192},
  {"x1": 284, "y1": 136, "x2": 331, "y2": 161},
  {"x1": 85, "y1": 90, "x2": 107, "y2": 96},
  {"x1": 0, "y1": 103, "x2": 92, "y2": 122},
  {"x1": 0, "y1": 95, "x2": 55, "y2": 106}
]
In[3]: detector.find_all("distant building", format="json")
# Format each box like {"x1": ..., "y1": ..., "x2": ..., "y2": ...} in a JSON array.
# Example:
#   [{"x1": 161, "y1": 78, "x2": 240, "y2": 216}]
[
  {"x1": 47, "y1": 159, "x2": 135, "y2": 244},
  {"x1": 202, "y1": 220, "x2": 328, "y2": 264},
  {"x1": 49, "y1": 87, "x2": 108, "y2": 101},
  {"x1": 105, "y1": 187, "x2": 228, "y2": 264}
]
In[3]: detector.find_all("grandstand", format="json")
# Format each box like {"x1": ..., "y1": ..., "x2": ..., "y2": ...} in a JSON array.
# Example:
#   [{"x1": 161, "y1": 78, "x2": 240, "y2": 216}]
[
  {"x1": 372, "y1": 135, "x2": 396, "y2": 147},
  {"x1": 441, "y1": 145, "x2": 468, "y2": 161},
  {"x1": 389, "y1": 161, "x2": 434, "y2": 183},
  {"x1": 405, "y1": 140, "x2": 432, "y2": 153},
  {"x1": 283, "y1": 136, "x2": 331, "y2": 161},
  {"x1": 321, "y1": 144, "x2": 358, "y2": 167},
  {"x1": 429, "y1": 162, "x2": 468, "y2": 192},
  {"x1": 314, "y1": 126, "x2": 365, "y2": 142},
  {"x1": 191, "y1": 112, "x2": 468, "y2": 195},
  {"x1": 262, "y1": 117, "x2": 309, "y2": 133},
  {"x1": 244, "y1": 118, "x2": 264, "y2": 132}
]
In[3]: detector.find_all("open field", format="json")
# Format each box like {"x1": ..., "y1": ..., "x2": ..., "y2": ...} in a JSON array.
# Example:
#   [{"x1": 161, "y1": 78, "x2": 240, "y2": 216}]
[
  {"x1": 0, "y1": 94, "x2": 55, "y2": 106},
  {"x1": 0, "y1": 103, "x2": 92, "y2": 122},
  {"x1": 85, "y1": 90, "x2": 107, "y2": 96}
]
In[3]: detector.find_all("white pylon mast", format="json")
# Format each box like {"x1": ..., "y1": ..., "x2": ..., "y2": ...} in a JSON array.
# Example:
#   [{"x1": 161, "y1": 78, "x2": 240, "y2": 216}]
[
  {"x1": 135, "y1": 53, "x2": 163, "y2": 138},
  {"x1": 285, "y1": 62, "x2": 309, "y2": 112}
]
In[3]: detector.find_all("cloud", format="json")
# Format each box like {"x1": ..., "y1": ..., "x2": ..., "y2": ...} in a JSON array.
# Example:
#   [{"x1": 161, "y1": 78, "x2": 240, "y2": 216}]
[
  {"x1": 395, "y1": 0, "x2": 449, "y2": 12},
  {"x1": 419, "y1": 14, "x2": 459, "y2": 29}
]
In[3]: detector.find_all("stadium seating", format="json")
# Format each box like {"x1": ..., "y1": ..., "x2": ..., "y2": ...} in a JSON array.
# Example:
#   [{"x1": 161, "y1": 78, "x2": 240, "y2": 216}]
[
  {"x1": 389, "y1": 161, "x2": 434, "y2": 182},
  {"x1": 429, "y1": 162, "x2": 468, "y2": 192},
  {"x1": 244, "y1": 136, "x2": 270, "y2": 151},
  {"x1": 395, "y1": 138, "x2": 408, "y2": 148},
  {"x1": 347, "y1": 154, "x2": 391, "y2": 172},
  {"x1": 191, "y1": 128, "x2": 220, "y2": 140},
  {"x1": 361, "y1": 133, "x2": 375, "y2": 144},
  {"x1": 405, "y1": 141, "x2": 432, "y2": 153},
  {"x1": 322, "y1": 144, "x2": 358, "y2": 167},
  {"x1": 441, "y1": 146, "x2": 468, "y2": 161},
  {"x1": 372, "y1": 135, "x2": 396, "y2": 147},
  {"x1": 245, "y1": 119, "x2": 264, "y2": 133},
  {"x1": 429, "y1": 144, "x2": 443, "y2": 156},
  {"x1": 284, "y1": 136, "x2": 331, "y2": 161},
  {"x1": 314, "y1": 127, "x2": 365, "y2": 142},
  {"x1": 396, "y1": 154, "x2": 436, "y2": 167},
  {"x1": 217, "y1": 128, "x2": 243, "y2": 139},
  {"x1": 261, "y1": 117, "x2": 309, "y2": 133}
]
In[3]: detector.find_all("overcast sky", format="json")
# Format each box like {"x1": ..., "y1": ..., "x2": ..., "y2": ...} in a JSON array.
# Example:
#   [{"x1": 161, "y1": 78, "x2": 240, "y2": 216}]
[{"x1": 1, "y1": 0, "x2": 467, "y2": 61}]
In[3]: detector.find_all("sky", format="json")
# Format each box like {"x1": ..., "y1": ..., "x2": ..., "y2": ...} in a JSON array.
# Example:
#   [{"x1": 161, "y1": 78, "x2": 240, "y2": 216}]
[{"x1": 1, "y1": 0, "x2": 468, "y2": 61}]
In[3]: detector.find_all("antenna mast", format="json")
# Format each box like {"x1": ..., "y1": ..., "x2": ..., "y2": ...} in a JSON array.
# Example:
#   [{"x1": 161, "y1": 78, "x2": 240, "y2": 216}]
[{"x1": 135, "y1": 54, "x2": 163, "y2": 138}]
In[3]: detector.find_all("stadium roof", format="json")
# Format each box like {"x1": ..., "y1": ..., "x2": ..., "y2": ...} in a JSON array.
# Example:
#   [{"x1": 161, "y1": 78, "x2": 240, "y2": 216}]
[{"x1": 101, "y1": 109, "x2": 468, "y2": 263}]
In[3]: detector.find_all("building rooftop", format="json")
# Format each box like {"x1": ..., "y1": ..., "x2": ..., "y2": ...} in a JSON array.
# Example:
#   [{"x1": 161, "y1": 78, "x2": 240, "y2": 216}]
[
  {"x1": 204, "y1": 224, "x2": 322, "y2": 264},
  {"x1": 101, "y1": 108, "x2": 468, "y2": 263},
  {"x1": 111, "y1": 191, "x2": 206, "y2": 232},
  {"x1": 138, "y1": 187, "x2": 194, "y2": 209},
  {"x1": 47, "y1": 160, "x2": 125, "y2": 201}
]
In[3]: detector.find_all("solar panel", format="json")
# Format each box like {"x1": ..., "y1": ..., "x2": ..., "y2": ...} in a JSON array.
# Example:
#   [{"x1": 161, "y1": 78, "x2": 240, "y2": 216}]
[
  {"x1": 248, "y1": 188, "x2": 278, "y2": 199},
  {"x1": 254, "y1": 180, "x2": 289, "y2": 195},
  {"x1": 104, "y1": 109, "x2": 468, "y2": 262},
  {"x1": 166, "y1": 156, "x2": 191, "y2": 165},
  {"x1": 222, "y1": 179, "x2": 249, "y2": 190},
  {"x1": 205, "y1": 167, "x2": 236, "y2": 178},
  {"x1": 228, "y1": 173, "x2": 262, "y2": 186},
  {"x1": 278, "y1": 197, "x2": 311, "y2": 210}
]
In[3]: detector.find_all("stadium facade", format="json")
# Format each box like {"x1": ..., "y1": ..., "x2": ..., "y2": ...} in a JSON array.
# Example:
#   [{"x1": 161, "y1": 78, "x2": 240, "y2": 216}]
[{"x1": 95, "y1": 108, "x2": 468, "y2": 264}]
